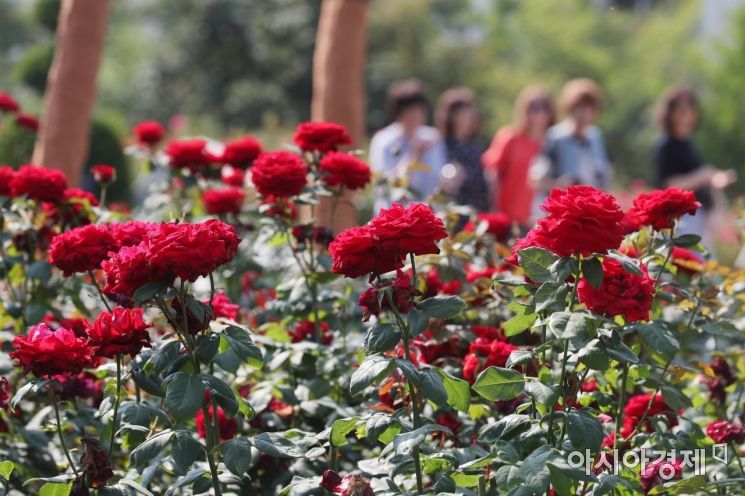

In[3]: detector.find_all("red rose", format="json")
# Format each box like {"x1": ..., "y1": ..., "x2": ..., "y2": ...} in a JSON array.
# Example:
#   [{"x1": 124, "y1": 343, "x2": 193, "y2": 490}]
[
  {"x1": 640, "y1": 458, "x2": 682, "y2": 494},
  {"x1": 466, "y1": 266, "x2": 501, "y2": 283},
  {"x1": 43, "y1": 187, "x2": 99, "y2": 226},
  {"x1": 368, "y1": 203, "x2": 448, "y2": 258},
  {"x1": 292, "y1": 121, "x2": 351, "y2": 153},
  {"x1": 195, "y1": 405, "x2": 237, "y2": 442},
  {"x1": 0, "y1": 166, "x2": 16, "y2": 196},
  {"x1": 165, "y1": 138, "x2": 215, "y2": 171},
  {"x1": 620, "y1": 393, "x2": 676, "y2": 437},
  {"x1": 318, "y1": 152, "x2": 371, "y2": 190},
  {"x1": 202, "y1": 188, "x2": 245, "y2": 215},
  {"x1": 540, "y1": 186, "x2": 625, "y2": 256},
  {"x1": 48, "y1": 224, "x2": 119, "y2": 276},
  {"x1": 329, "y1": 225, "x2": 404, "y2": 278},
  {"x1": 80, "y1": 438, "x2": 114, "y2": 488},
  {"x1": 358, "y1": 288, "x2": 381, "y2": 321},
  {"x1": 577, "y1": 258, "x2": 655, "y2": 322},
  {"x1": 86, "y1": 308, "x2": 150, "y2": 358},
  {"x1": 262, "y1": 195, "x2": 298, "y2": 220},
  {"x1": 44, "y1": 314, "x2": 89, "y2": 338},
  {"x1": 465, "y1": 212, "x2": 512, "y2": 241},
  {"x1": 53, "y1": 371, "x2": 103, "y2": 402},
  {"x1": 15, "y1": 113, "x2": 39, "y2": 132},
  {"x1": 109, "y1": 220, "x2": 157, "y2": 248},
  {"x1": 506, "y1": 223, "x2": 557, "y2": 265},
  {"x1": 626, "y1": 188, "x2": 701, "y2": 231},
  {"x1": 220, "y1": 135, "x2": 262, "y2": 168},
  {"x1": 221, "y1": 166, "x2": 245, "y2": 187},
  {"x1": 102, "y1": 243, "x2": 153, "y2": 297},
  {"x1": 91, "y1": 164, "x2": 116, "y2": 184},
  {"x1": 145, "y1": 220, "x2": 241, "y2": 282},
  {"x1": 705, "y1": 356, "x2": 736, "y2": 405},
  {"x1": 707, "y1": 419, "x2": 745, "y2": 444},
  {"x1": 11, "y1": 323, "x2": 94, "y2": 377},
  {"x1": 10, "y1": 164, "x2": 68, "y2": 203},
  {"x1": 0, "y1": 92, "x2": 19, "y2": 113},
  {"x1": 251, "y1": 151, "x2": 307, "y2": 197},
  {"x1": 133, "y1": 120, "x2": 164, "y2": 146},
  {"x1": 207, "y1": 292, "x2": 240, "y2": 321},
  {"x1": 320, "y1": 469, "x2": 343, "y2": 492},
  {"x1": 290, "y1": 320, "x2": 333, "y2": 345}
]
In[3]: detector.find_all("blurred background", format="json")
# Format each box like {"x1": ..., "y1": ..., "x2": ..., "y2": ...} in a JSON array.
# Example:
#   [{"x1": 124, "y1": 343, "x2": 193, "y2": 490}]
[
  {"x1": 1, "y1": 0, "x2": 744, "y2": 190},
  {"x1": 1, "y1": 0, "x2": 744, "y2": 267}
]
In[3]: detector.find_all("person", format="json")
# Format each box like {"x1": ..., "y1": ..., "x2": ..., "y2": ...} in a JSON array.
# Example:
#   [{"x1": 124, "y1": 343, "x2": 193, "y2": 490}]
[
  {"x1": 435, "y1": 87, "x2": 489, "y2": 212},
  {"x1": 369, "y1": 79, "x2": 447, "y2": 210},
  {"x1": 653, "y1": 85, "x2": 736, "y2": 245},
  {"x1": 530, "y1": 79, "x2": 612, "y2": 210},
  {"x1": 482, "y1": 86, "x2": 554, "y2": 228}
]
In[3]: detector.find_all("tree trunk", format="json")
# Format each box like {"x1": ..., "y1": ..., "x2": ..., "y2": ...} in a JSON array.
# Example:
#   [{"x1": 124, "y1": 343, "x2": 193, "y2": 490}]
[
  {"x1": 32, "y1": 0, "x2": 110, "y2": 187},
  {"x1": 311, "y1": 0, "x2": 369, "y2": 233}
]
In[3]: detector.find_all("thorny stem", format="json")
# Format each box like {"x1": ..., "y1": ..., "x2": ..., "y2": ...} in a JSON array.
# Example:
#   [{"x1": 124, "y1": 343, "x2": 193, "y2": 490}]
[
  {"x1": 385, "y1": 288, "x2": 424, "y2": 494},
  {"x1": 50, "y1": 386, "x2": 80, "y2": 477},
  {"x1": 613, "y1": 363, "x2": 629, "y2": 453},
  {"x1": 176, "y1": 281, "x2": 223, "y2": 496},
  {"x1": 108, "y1": 354, "x2": 122, "y2": 457},
  {"x1": 87, "y1": 270, "x2": 112, "y2": 312}
]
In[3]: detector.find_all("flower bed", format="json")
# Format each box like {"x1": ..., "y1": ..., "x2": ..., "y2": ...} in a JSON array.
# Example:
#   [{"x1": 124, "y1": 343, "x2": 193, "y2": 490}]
[{"x1": 0, "y1": 120, "x2": 743, "y2": 495}]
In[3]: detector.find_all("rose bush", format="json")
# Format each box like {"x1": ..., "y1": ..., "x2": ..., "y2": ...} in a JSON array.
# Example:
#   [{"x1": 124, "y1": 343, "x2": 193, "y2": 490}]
[{"x1": 0, "y1": 115, "x2": 743, "y2": 496}]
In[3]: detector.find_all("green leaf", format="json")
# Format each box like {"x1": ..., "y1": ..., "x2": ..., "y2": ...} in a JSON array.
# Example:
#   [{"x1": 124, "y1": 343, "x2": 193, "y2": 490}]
[
  {"x1": 149, "y1": 340, "x2": 182, "y2": 374},
  {"x1": 607, "y1": 251, "x2": 643, "y2": 276},
  {"x1": 330, "y1": 417, "x2": 360, "y2": 447},
  {"x1": 252, "y1": 432, "x2": 305, "y2": 458},
  {"x1": 200, "y1": 374, "x2": 238, "y2": 418},
  {"x1": 548, "y1": 312, "x2": 592, "y2": 340},
  {"x1": 26, "y1": 261, "x2": 52, "y2": 280},
  {"x1": 195, "y1": 333, "x2": 220, "y2": 364},
  {"x1": 478, "y1": 414, "x2": 531, "y2": 442},
  {"x1": 435, "y1": 368, "x2": 470, "y2": 412},
  {"x1": 133, "y1": 280, "x2": 170, "y2": 305},
  {"x1": 535, "y1": 282, "x2": 568, "y2": 313},
  {"x1": 661, "y1": 386, "x2": 692, "y2": 410},
  {"x1": 407, "y1": 308, "x2": 429, "y2": 336},
  {"x1": 472, "y1": 367, "x2": 525, "y2": 401},
  {"x1": 673, "y1": 234, "x2": 701, "y2": 248},
  {"x1": 165, "y1": 373, "x2": 204, "y2": 420},
  {"x1": 519, "y1": 445, "x2": 555, "y2": 494},
  {"x1": 363, "y1": 323, "x2": 401, "y2": 354},
  {"x1": 0, "y1": 461, "x2": 14, "y2": 480},
  {"x1": 495, "y1": 465, "x2": 521, "y2": 493},
  {"x1": 384, "y1": 425, "x2": 452, "y2": 457},
  {"x1": 171, "y1": 431, "x2": 204, "y2": 473},
  {"x1": 39, "y1": 482, "x2": 72, "y2": 496},
  {"x1": 349, "y1": 355, "x2": 395, "y2": 396},
  {"x1": 578, "y1": 339, "x2": 610, "y2": 370},
  {"x1": 518, "y1": 247, "x2": 559, "y2": 283},
  {"x1": 595, "y1": 474, "x2": 635, "y2": 496},
  {"x1": 631, "y1": 321, "x2": 679, "y2": 358},
  {"x1": 567, "y1": 409, "x2": 604, "y2": 453},
  {"x1": 506, "y1": 349, "x2": 535, "y2": 368},
  {"x1": 418, "y1": 368, "x2": 447, "y2": 407},
  {"x1": 503, "y1": 304, "x2": 536, "y2": 337},
  {"x1": 525, "y1": 380, "x2": 557, "y2": 408},
  {"x1": 220, "y1": 326, "x2": 263, "y2": 368},
  {"x1": 130, "y1": 430, "x2": 174, "y2": 468},
  {"x1": 604, "y1": 335, "x2": 639, "y2": 365},
  {"x1": 582, "y1": 257, "x2": 604, "y2": 288},
  {"x1": 647, "y1": 474, "x2": 706, "y2": 495},
  {"x1": 417, "y1": 295, "x2": 466, "y2": 319},
  {"x1": 220, "y1": 437, "x2": 252, "y2": 476}
]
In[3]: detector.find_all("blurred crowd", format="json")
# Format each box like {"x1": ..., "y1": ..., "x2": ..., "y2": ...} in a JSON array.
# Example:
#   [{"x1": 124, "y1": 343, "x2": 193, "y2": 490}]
[{"x1": 369, "y1": 79, "x2": 737, "y2": 251}]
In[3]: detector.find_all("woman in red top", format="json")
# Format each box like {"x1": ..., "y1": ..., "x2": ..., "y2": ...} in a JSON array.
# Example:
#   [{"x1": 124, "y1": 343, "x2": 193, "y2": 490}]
[{"x1": 482, "y1": 86, "x2": 554, "y2": 228}]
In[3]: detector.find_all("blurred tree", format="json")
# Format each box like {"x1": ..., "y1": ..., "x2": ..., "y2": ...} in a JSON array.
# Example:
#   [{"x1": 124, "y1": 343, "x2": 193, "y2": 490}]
[
  {"x1": 33, "y1": 0, "x2": 110, "y2": 185},
  {"x1": 99, "y1": 0, "x2": 320, "y2": 134},
  {"x1": 698, "y1": 6, "x2": 745, "y2": 194}
]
